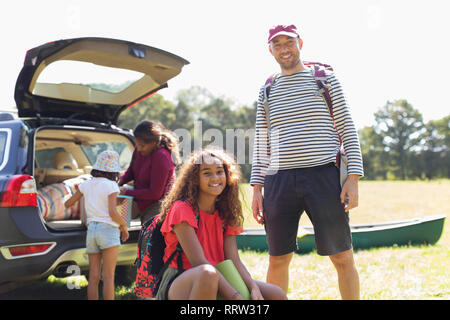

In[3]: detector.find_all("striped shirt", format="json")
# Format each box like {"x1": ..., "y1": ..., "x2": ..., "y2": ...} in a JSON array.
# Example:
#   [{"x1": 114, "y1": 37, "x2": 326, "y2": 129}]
[{"x1": 250, "y1": 68, "x2": 364, "y2": 186}]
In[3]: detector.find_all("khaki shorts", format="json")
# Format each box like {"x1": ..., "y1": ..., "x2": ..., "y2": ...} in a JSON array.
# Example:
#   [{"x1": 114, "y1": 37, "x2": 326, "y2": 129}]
[
  {"x1": 155, "y1": 267, "x2": 183, "y2": 300},
  {"x1": 132, "y1": 201, "x2": 162, "y2": 225}
]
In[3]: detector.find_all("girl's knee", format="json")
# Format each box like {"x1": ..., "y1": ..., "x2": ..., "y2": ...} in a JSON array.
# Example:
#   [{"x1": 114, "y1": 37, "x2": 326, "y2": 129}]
[
  {"x1": 88, "y1": 272, "x2": 101, "y2": 284},
  {"x1": 271, "y1": 284, "x2": 288, "y2": 300},
  {"x1": 196, "y1": 264, "x2": 219, "y2": 283},
  {"x1": 101, "y1": 272, "x2": 115, "y2": 284}
]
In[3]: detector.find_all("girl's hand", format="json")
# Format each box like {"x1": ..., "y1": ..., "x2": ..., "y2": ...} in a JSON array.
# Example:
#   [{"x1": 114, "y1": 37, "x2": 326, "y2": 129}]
[
  {"x1": 64, "y1": 188, "x2": 83, "y2": 209},
  {"x1": 230, "y1": 291, "x2": 244, "y2": 300},
  {"x1": 120, "y1": 226, "x2": 129, "y2": 242},
  {"x1": 250, "y1": 285, "x2": 264, "y2": 300}
]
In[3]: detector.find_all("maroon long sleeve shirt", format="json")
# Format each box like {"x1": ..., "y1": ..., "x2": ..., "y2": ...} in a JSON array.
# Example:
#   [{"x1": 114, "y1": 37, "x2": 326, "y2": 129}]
[{"x1": 120, "y1": 147, "x2": 175, "y2": 212}]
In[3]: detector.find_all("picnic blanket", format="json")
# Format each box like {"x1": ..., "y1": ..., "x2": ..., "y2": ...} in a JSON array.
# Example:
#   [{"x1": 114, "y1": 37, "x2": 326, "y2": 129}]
[{"x1": 37, "y1": 174, "x2": 91, "y2": 221}]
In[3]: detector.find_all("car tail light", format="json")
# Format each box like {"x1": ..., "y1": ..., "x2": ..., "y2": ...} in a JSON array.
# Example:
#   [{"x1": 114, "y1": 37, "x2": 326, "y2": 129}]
[
  {"x1": 0, "y1": 242, "x2": 56, "y2": 259},
  {"x1": 0, "y1": 175, "x2": 37, "y2": 207},
  {"x1": 9, "y1": 244, "x2": 52, "y2": 257}
]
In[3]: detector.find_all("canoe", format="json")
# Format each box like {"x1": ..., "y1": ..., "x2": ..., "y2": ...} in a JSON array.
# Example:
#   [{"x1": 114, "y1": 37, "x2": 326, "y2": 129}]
[{"x1": 236, "y1": 214, "x2": 446, "y2": 254}]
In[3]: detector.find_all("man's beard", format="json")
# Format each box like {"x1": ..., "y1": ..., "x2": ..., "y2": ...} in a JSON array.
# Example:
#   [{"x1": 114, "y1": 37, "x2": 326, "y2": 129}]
[
  {"x1": 277, "y1": 57, "x2": 300, "y2": 71},
  {"x1": 274, "y1": 49, "x2": 301, "y2": 71}
]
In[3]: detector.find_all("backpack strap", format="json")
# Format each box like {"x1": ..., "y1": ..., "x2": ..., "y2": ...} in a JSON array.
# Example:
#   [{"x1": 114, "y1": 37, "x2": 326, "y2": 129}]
[
  {"x1": 135, "y1": 215, "x2": 161, "y2": 267},
  {"x1": 313, "y1": 64, "x2": 334, "y2": 115},
  {"x1": 156, "y1": 242, "x2": 183, "y2": 279},
  {"x1": 262, "y1": 73, "x2": 279, "y2": 129},
  {"x1": 175, "y1": 243, "x2": 183, "y2": 271}
]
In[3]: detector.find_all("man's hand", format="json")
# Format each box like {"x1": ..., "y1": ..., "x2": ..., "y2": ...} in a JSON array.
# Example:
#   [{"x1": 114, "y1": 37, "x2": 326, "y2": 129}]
[
  {"x1": 252, "y1": 185, "x2": 264, "y2": 225},
  {"x1": 340, "y1": 174, "x2": 360, "y2": 212}
]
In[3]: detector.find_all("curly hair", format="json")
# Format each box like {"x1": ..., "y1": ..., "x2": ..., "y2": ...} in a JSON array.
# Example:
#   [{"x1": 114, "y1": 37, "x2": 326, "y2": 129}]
[{"x1": 160, "y1": 147, "x2": 244, "y2": 228}]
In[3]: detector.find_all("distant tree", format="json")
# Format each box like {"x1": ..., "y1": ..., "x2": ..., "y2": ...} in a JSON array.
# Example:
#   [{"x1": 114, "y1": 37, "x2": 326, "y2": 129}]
[
  {"x1": 200, "y1": 97, "x2": 235, "y2": 130},
  {"x1": 118, "y1": 93, "x2": 177, "y2": 130},
  {"x1": 374, "y1": 100, "x2": 424, "y2": 180},
  {"x1": 358, "y1": 126, "x2": 387, "y2": 179},
  {"x1": 421, "y1": 115, "x2": 450, "y2": 179},
  {"x1": 116, "y1": 86, "x2": 257, "y2": 182},
  {"x1": 172, "y1": 99, "x2": 195, "y2": 132},
  {"x1": 175, "y1": 86, "x2": 213, "y2": 120}
]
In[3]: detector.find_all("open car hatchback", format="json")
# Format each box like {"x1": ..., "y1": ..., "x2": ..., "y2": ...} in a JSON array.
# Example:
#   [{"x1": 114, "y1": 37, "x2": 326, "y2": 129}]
[{"x1": 0, "y1": 37, "x2": 189, "y2": 287}]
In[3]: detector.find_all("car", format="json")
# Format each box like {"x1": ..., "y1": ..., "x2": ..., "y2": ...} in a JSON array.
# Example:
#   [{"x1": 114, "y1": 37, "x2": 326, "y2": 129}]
[{"x1": 0, "y1": 37, "x2": 189, "y2": 289}]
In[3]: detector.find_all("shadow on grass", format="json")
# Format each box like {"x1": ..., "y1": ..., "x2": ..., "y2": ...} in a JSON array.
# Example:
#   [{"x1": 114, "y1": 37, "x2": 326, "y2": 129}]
[
  {"x1": 0, "y1": 277, "x2": 88, "y2": 300},
  {"x1": 0, "y1": 276, "x2": 139, "y2": 300}
]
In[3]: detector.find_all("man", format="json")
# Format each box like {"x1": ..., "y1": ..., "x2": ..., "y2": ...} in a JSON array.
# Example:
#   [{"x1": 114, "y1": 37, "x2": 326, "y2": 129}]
[{"x1": 250, "y1": 24, "x2": 364, "y2": 299}]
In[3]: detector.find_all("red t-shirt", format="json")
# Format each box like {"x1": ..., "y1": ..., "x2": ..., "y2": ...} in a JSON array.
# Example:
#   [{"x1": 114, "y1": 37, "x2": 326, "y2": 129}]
[{"x1": 160, "y1": 200, "x2": 243, "y2": 269}]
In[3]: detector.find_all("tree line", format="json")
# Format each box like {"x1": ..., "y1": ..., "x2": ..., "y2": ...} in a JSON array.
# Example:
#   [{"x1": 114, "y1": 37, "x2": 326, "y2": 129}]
[{"x1": 117, "y1": 86, "x2": 449, "y2": 182}]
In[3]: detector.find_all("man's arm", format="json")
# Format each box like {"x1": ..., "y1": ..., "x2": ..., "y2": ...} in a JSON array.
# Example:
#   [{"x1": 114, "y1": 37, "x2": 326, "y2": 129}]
[
  {"x1": 251, "y1": 184, "x2": 264, "y2": 225},
  {"x1": 328, "y1": 72, "x2": 364, "y2": 178},
  {"x1": 250, "y1": 87, "x2": 270, "y2": 224},
  {"x1": 328, "y1": 72, "x2": 363, "y2": 212}
]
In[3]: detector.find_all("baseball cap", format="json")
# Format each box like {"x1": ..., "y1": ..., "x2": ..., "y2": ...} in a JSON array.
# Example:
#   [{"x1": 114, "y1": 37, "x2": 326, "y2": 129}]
[
  {"x1": 268, "y1": 24, "x2": 300, "y2": 43},
  {"x1": 92, "y1": 150, "x2": 121, "y2": 173}
]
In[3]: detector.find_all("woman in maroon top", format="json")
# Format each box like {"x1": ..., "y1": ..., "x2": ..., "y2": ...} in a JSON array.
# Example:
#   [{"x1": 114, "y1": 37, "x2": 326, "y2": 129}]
[{"x1": 119, "y1": 120, "x2": 180, "y2": 224}]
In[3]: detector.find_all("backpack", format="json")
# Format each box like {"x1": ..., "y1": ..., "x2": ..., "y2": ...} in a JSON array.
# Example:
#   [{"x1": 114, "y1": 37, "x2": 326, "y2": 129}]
[
  {"x1": 133, "y1": 213, "x2": 183, "y2": 298},
  {"x1": 261, "y1": 61, "x2": 348, "y2": 186}
]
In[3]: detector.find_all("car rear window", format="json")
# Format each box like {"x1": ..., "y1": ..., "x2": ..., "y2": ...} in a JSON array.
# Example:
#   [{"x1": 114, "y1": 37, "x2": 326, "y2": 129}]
[
  {"x1": 35, "y1": 148, "x2": 66, "y2": 168},
  {"x1": 0, "y1": 129, "x2": 11, "y2": 171},
  {"x1": 81, "y1": 142, "x2": 132, "y2": 171},
  {"x1": 34, "y1": 61, "x2": 144, "y2": 98}
]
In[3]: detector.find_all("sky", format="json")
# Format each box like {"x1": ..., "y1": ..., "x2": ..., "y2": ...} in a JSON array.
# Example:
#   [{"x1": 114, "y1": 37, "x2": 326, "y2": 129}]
[{"x1": 1, "y1": 0, "x2": 449, "y2": 129}]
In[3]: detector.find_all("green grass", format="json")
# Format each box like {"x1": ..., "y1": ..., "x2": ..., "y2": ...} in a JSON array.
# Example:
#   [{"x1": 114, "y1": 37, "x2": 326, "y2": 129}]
[
  {"x1": 238, "y1": 180, "x2": 450, "y2": 300},
  {"x1": 1, "y1": 180, "x2": 449, "y2": 300},
  {"x1": 238, "y1": 242, "x2": 450, "y2": 300}
]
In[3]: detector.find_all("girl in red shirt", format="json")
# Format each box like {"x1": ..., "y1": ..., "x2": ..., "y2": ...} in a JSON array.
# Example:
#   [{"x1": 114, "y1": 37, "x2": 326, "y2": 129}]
[
  {"x1": 156, "y1": 147, "x2": 287, "y2": 300},
  {"x1": 119, "y1": 120, "x2": 179, "y2": 224}
]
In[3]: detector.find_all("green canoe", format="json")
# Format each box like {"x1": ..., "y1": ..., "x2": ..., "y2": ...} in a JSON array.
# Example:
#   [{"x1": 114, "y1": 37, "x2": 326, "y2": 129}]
[{"x1": 236, "y1": 214, "x2": 446, "y2": 254}]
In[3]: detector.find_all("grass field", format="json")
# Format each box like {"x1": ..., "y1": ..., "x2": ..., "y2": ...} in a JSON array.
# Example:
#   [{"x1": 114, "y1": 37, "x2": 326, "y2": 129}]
[{"x1": 1, "y1": 180, "x2": 449, "y2": 300}]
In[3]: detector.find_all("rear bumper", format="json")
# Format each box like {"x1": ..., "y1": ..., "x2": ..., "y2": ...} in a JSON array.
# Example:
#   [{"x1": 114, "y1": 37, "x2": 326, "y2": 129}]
[
  {"x1": 0, "y1": 206, "x2": 139, "y2": 283},
  {"x1": 0, "y1": 243, "x2": 138, "y2": 283},
  {"x1": 46, "y1": 242, "x2": 137, "y2": 273}
]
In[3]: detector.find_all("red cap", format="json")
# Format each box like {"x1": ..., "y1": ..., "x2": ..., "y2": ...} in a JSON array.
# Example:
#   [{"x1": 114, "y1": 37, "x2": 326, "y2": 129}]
[{"x1": 268, "y1": 24, "x2": 300, "y2": 43}]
